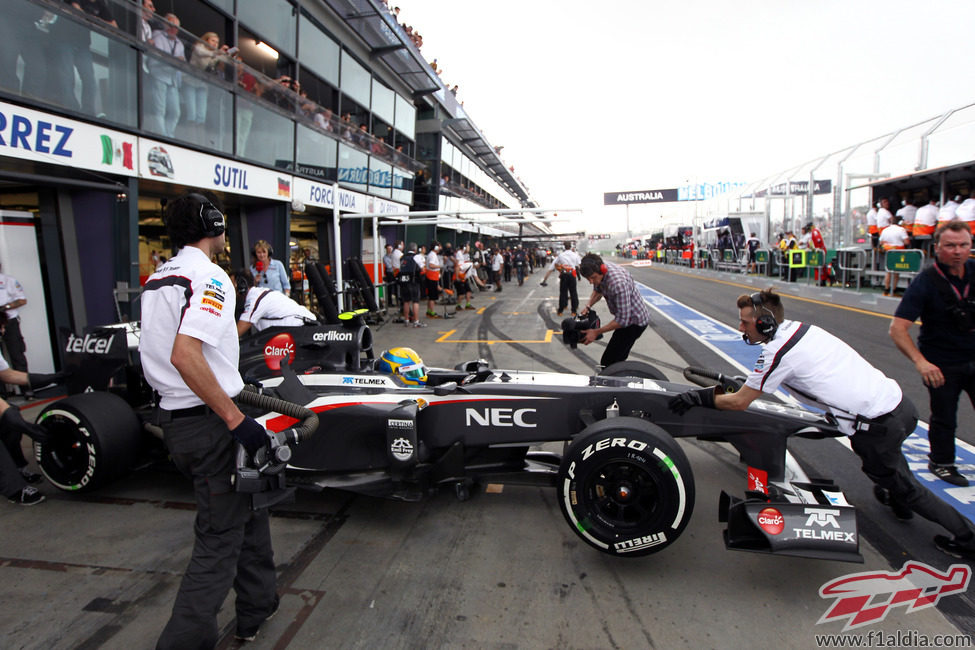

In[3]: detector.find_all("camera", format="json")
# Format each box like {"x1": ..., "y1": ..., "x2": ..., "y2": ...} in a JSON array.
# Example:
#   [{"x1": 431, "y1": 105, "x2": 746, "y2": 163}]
[
  {"x1": 947, "y1": 299, "x2": 975, "y2": 333},
  {"x1": 561, "y1": 310, "x2": 602, "y2": 349}
]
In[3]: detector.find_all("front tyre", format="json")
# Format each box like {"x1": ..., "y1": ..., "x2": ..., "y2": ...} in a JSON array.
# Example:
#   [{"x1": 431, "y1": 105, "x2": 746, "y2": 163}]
[
  {"x1": 35, "y1": 392, "x2": 142, "y2": 492},
  {"x1": 558, "y1": 417, "x2": 694, "y2": 557}
]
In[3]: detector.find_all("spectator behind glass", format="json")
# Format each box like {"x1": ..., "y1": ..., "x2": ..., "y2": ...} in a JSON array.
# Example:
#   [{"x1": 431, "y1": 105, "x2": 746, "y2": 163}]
[
  {"x1": 184, "y1": 31, "x2": 230, "y2": 142},
  {"x1": 52, "y1": 0, "x2": 118, "y2": 115},
  {"x1": 147, "y1": 14, "x2": 185, "y2": 138},
  {"x1": 139, "y1": 0, "x2": 156, "y2": 41}
]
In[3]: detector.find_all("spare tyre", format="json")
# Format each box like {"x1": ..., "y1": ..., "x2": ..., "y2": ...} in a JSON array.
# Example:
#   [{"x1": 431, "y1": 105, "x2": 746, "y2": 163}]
[{"x1": 35, "y1": 392, "x2": 142, "y2": 492}]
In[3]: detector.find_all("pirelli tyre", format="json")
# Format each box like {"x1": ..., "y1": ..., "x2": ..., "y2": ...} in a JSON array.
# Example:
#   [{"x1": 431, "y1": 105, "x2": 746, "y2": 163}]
[
  {"x1": 35, "y1": 392, "x2": 142, "y2": 492},
  {"x1": 558, "y1": 417, "x2": 694, "y2": 557},
  {"x1": 599, "y1": 360, "x2": 667, "y2": 381}
]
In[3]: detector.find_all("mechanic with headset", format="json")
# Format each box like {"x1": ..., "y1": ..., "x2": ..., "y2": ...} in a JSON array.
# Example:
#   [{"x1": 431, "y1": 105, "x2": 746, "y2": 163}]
[
  {"x1": 230, "y1": 268, "x2": 317, "y2": 335},
  {"x1": 250, "y1": 239, "x2": 290, "y2": 295},
  {"x1": 668, "y1": 288, "x2": 975, "y2": 560},
  {"x1": 140, "y1": 192, "x2": 279, "y2": 646},
  {"x1": 890, "y1": 220, "x2": 975, "y2": 488},
  {"x1": 578, "y1": 252, "x2": 651, "y2": 367}
]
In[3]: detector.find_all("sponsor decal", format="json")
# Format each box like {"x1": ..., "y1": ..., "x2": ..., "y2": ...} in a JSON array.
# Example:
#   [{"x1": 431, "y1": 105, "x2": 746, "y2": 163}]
[
  {"x1": 64, "y1": 332, "x2": 116, "y2": 354},
  {"x1": 203, "y1": 290, "x2": 224, "y2": 300},
  {"x1": 818, "y1": 561, "x2": 970, "y2": 631},
  {"x1": 388, "y1": 419, "x2": 413, "y2": 428},
  {"x1": 748, "y1": 467, "x2": 768, "y2": 494},
  {"x1": 340, "y1": 376, "x2": 387, "y2": 385},
  {"x1": 390, "y1": 437, "x2": 414, "y2": 461},
  {"x1": 804, "y1": 507, "x2": 840, "y2": 528},
  {"x1": 208, "y1": 278, "x2": 224, "y2": 288},
  {"x1": 147, "y1": 146, "x2": 173, "y2": 178},
  {"x1": 313, "y1": 330, "x2": 353, "y2": 342},
  {"x1": 0, "y1": 110, "x2": 73, "y2": 157},
  {"x1": 792, "y1": 528, "x2": 856, "y2": 543},
  {"x1": 613, "y1": 532, "x2": 667, "y2": 553},
  {"x1": 263, "y1": 332, "x2": 296, "y2": 371},
  {"x1": 579, "y1": 436, "x2": 648, "y2": 461},
  {"x1": 465, "y1": 407, "x2": 537, "y2": 428},
  {"x1": 201, "y1": 297, "x2": 223, "y2": 310},
  {"x1": 756, "y1": 507, "x2": 784, "y2": 535},
  {"x1": 200, "y1": 307, "x2": 221, "y2": 317},
  {"x1": 753, "y1": 353, "x2": 767, "y2": 372},
  {"x1": 213, "y1": 163, "x2": 249, "y2": 190},
  {"x1": 341, "y1": 377, "x2": 353, "y2": 384}
]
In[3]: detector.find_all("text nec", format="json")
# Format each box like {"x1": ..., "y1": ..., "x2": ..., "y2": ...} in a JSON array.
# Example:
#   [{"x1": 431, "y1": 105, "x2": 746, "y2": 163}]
[
  {"x1": 464, "y1": 407, "x2": 536, "y2": 428},
  {"x1": 0, "y1": 112, "x2": 73, "y2": 157}
]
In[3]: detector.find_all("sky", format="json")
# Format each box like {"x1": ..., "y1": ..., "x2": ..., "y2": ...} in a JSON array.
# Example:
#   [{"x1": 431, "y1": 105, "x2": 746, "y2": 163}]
[{"x1": 392, "y1": 0, "x2": 974, "y2": 235}]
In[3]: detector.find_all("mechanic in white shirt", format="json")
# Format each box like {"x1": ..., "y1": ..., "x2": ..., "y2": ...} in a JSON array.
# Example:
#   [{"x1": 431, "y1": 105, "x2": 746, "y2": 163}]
[
  {"x1": 233, "y1": 270, "x2": 317, "y2": 335},
  {"x1": 0, "y1": 266, "x2": 28, "y2": 373},
  {"x1": 914, "y1": 198, "x2": 939, "y2": 238},
  {"x1": 424, "y1": 242, "x2": 442, "y2": 318},
  {"x1": 938, "y1": 195, "x2": 961, "y2": 223},
  {"x1": 878, "y1": 215, "x2": 911, "y2": 296},
  {"x1": 541, "y1": 241, "x2": 582, "y2": 315},
  {"x1": 955, "y1": 191, "x2": 975, "y2": 235},
  {"x1": 896, "y1": 200, "x2": 917, "y2": 235},
  {"x1": 139, "y1": 192, "x2": 278, "y2": 647},
  {"x1": 668, "y1": 288, "x2": 975, "y2": 559}
]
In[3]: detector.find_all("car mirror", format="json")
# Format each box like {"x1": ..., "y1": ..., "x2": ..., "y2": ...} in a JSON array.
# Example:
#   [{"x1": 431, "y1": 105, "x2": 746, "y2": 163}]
[{"x1": 433, "y1": 382, "x2": 458, "y2": 396}]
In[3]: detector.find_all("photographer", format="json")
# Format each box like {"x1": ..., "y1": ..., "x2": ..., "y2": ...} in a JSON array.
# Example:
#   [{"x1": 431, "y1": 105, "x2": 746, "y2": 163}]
[
  {"x1": 578, "y1": 253, "x2": 651, "y2": 367},
  {"x1": 890, "y1": 220, "x2": 975, "y2": 487},
  {"x1": 140, "y1": 192, "x2": 278, "y2": 645}
]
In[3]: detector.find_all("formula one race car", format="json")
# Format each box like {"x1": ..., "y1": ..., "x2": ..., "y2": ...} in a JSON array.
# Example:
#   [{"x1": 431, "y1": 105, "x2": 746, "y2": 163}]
[{"x1": 34, "y1": 322, "x2": 862, "y2": 562}]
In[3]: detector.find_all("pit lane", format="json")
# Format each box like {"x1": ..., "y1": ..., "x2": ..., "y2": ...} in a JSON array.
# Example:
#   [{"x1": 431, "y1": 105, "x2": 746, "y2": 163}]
[{"x1": 0, "y1": 269, "x2": 970, "y2": 648}]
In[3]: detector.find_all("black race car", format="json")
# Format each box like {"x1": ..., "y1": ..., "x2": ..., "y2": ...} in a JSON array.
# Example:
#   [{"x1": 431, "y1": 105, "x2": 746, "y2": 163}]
[{"x1": 34, "y1": 322, "x2": 861, "y2": 562}]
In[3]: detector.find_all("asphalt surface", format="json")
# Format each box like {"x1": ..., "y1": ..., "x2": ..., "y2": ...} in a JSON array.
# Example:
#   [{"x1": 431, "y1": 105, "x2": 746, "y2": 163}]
[{"x1": 0, "y1": 263, "x2": 973, "y2": 649}]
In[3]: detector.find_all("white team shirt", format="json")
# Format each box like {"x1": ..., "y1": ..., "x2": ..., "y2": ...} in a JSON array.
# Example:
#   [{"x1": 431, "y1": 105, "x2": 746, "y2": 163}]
[
  {"x1": 390, "y1": 247, "x2": 403, "y2": 271},
  {"x1": 239, "y1": 287, "x2": 316, "y2": 332},
  {"x1": 938, "y1": 200, "x2": 960, "y2": 222},
  {"x1": 895, "y1": 204, "x2": 917, "y2": 226},
  {"x1": 0, "y1": 272, "x2": 26, "y2": 318},
  {"x1": 915, "y1": 203, "x2": 938, "y2": 227},
  {"x1": 551, "y1": 249, "x2": 581, "y2": 271},
  {"x1": 956, "y1": 198, "x2": 975, "y2": 222},
  {"x1": 426, "y1": 250, "x2": 441, "y2": 272},
  {"x1": 879, "y1": 224, "x2": 910, "y2": 250},
  {"x1": 865, "y1": 208, "x2": 878, "y2": 229},
  {"x1": 876, "y1": 208, "x2": 893, "y2": 230},
  {"x1": 139, "y1": 246, "x2": 244, "y2": 410},
  {"x1": 745, "y1": 320, "x2": 902, "y2": 434}
]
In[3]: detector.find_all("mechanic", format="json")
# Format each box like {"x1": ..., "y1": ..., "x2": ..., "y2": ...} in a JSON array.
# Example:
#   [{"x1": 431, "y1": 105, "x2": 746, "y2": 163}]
[
  {"x1": 399, "y1": 242, "x2": 425, "y2": 328},
  {"x1": 250, "y1": 239, "x2": 290, "y2": 295},
  {"x1": 578, "y1": 253, "x2": 651, "y2": 367},
  {"x1": 231, "y1": 269, "x2": 317, "y2": 335},
  {"x1": 544, "y1": 242, "x2": 581, "y2": 316},
  {"x1": 424, "y1": 241, "x2": 442, "y2": 318},
  {"x1": 890, "y1": 220, "x2": 975, "y2": 488},
  {"x1": 669, "y1": 288, "x2": 975, "y2": 560},
  {"x1": 140, "y1": 192, "x2": 279, "y2": 647},
  {"x1": 0, "y1": 261, "x2": 30, "y2": 398}
]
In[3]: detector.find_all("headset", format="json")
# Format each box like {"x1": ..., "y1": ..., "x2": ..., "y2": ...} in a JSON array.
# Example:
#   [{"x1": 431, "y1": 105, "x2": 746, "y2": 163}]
[
  {"x1": 187, "y1": 193, "x2": 226, "y2": 238},
  {"x1": 745, "y1": 292, "x2": 778, "y2": 345},
  {"x1": 600, "y1": 262, "x2": 607, "y2": 275}
]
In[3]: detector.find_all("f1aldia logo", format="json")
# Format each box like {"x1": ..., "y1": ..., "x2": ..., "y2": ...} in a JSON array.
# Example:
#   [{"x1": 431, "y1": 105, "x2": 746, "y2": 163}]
[
  {"x1": 818, "y1": 561, "x2": 971, "y2": 631},
  {"x1": 263, "y1": 333, "x2": 296, "y2": 370}
]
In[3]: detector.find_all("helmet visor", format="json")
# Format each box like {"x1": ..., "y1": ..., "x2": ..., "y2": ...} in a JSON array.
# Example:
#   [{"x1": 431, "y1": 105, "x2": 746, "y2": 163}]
[{"x1": 399, "y1": 361, "x2": 426, "y2": 381}]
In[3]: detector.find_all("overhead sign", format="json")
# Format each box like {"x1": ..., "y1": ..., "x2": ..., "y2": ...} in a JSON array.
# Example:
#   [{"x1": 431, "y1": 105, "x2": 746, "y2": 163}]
[
  {"x1": 292, "y1": 177, "x2": 406, "y2": 213},
  {"x1": 138, "y1": 138, "x2": 292, "y2": 201},
  {"x1": 604, "y1": 189, "x2": 678, "y2": 205},
  {"x1": 755, "y1": 180, "x2": 833, "y2": 197},
  {"x1": 678, "y1": 181, "x2": 748, "y2": 201},
  {"x1": 0, "y1": 100, "x2": 137, "y2": 177}
]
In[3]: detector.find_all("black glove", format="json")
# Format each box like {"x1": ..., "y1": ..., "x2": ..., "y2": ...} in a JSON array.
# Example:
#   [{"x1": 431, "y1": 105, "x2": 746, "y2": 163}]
[
  {"x1": 0, "y1": 405, "x2": 50, "y2": 444},
  {"x1": 231, "y1": 416, "x2": 269, "y2": 456},
  {"x1": 27, "y1": 371, "x2": 70, "y2": 388},
  {"x1": 668, "y1": 387, "x2": 717, "y2": 415}
]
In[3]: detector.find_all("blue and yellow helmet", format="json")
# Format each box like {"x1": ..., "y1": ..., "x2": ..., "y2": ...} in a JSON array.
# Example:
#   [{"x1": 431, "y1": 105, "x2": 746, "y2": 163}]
[{"x1": 377, "y1": 347, "x2": 427, "y2": 385}]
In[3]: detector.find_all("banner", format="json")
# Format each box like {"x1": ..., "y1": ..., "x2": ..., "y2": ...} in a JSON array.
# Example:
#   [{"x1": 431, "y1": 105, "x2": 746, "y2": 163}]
[
  {"x1": 604, "y1": 189, "x2": 679, "y2": 205},
  {"x1": 0, "y1": 100, "x2": 137, "y2": 177},
  {"x1": 292, "y1": 177, "x2": 407, "y2": 213}
]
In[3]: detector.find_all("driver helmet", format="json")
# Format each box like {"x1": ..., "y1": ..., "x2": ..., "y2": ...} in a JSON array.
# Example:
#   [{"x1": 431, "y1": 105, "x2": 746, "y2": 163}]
[{"x1": 377, "y1": 347, "x2": 427, "y2": 385}]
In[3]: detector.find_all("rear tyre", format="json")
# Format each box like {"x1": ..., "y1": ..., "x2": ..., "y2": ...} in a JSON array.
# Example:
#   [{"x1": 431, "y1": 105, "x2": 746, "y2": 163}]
[
  {"x1": 35, "y1": 392, "x2": 142, "y2": 492},
  {"x1": 557, "y1": 417, "x2": 694, "y2": 557},
  {"x1": 599, "y1": 360, "x2": 667, "y2": 381}
]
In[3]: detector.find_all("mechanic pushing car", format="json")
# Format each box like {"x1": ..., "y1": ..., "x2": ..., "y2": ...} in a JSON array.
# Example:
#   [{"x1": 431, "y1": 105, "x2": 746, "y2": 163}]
[
  {"x1": 668, "y1": 288, "x2": 975, "y2": 560},
  {"x1": 140, "y1": 191, "x2": 279, "y2": 647},
  {"x1": 230, "y1": 268, "x2": 317, "y2": 335},
  {"x1": 577, "y1": 252, "x2": 651, "y2": 367}
]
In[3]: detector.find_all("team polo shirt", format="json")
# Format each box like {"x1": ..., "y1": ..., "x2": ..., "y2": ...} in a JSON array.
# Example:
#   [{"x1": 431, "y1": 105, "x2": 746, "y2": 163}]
[
  {"x1": 895, "y1": 260, "x2": 975, "y2": 368},
  {"x1": 745, "y1": 320, "x2": 901, "y2": 434},
  {"x1": 896, "y1": 204, "x2": 917, "y2": 226},
  {"x1": 595, "y1": 262, "x2": 651, "y2": 328},
  {"x1": 956, "y1": 199, "x2": 975, "y2": 222},
  {"x1": 878, "y1": 224, "x2": 910, "y2": 250},
  {"x1": 938, "y1": 201, "x2": 960, "y2": 222},
  {"x1": 240, "y1": 287, "x2": 316, "y2": 332},
  {"x1": 0, "y1": 273, "x2": 26, "y2": 319},
  {"x1": 876, "y1": 208, "x2": 893, "y2": 230},
  {"x1": 140, "y1": 246, "x2": 243, "y2": 410}
]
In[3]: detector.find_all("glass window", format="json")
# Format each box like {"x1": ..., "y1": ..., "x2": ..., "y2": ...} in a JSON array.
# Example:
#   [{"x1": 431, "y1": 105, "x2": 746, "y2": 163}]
[
  {"x1": 236, "y1": 97, "x2": 295, "y2": 170},
  {"x1": 340, "y1": 51, "x2": 370, "y2": 108},
  {"x1": 296, "y1": 123, "x2": 337, "y2": 182},
  {"x1": 369, "y1": 157, "x2": 392, "y2": 198},
  {"x1": 371, "y1": 80, "x2": 394, "y2": 124},
  {"x1": 206, "y1": 0, "x2": 234, "y2": 14},
  {"x1": 393, "y1": 170, "x2": 414, "y2": 205},
  {"x1": 395, "y1": 94, "x2": 415, "y2": 140},
  {"x1": 338, "y1": 143, "x2": 368, "y2": 192},
  {"x1": 238, "y1": 0, "x2": 296, "y2": 58},
  {"x1": 298, "y1": 15, "x2": 338, "y2": 86}
]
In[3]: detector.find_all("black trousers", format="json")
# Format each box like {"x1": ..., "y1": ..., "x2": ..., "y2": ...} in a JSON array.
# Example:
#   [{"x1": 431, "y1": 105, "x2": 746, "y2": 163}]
[
  {"x1": 156, "y1": 412, "x2": 277, "y2": 650},
  {"x1": 558, "y1": 273, "x2": 578, "y2": 313},
  {"x1": 600, "y1": 323, "x2": 646, "y2": 367},
  {"x1": 926, "y1": 360, "x2": 975, "y2": 466},
  {"x1": 850, "y1": 397, "x2": 974, "y2": 539},
  {"x1": 4, "y1": 317, "x2": 27, "y2": 372}
]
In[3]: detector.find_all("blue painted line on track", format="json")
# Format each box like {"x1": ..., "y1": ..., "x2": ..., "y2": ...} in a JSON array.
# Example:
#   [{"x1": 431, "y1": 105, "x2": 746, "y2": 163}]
[{"x1": 636, "y1": 280, "x2": 975, "y2": 522}]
